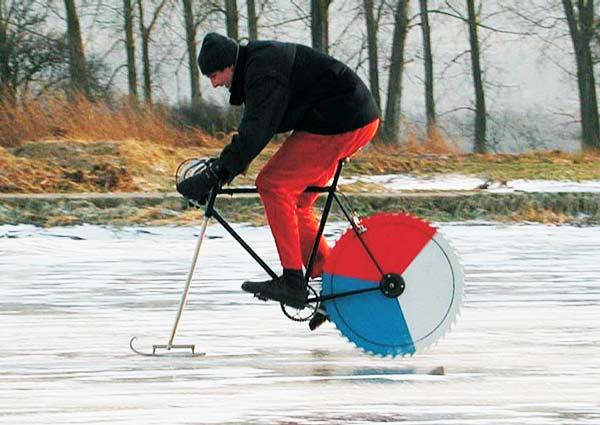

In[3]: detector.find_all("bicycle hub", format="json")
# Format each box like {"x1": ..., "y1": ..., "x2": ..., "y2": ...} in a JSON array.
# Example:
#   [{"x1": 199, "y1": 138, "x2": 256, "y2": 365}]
[{"x1": 380, "y1": 273, "x2": 406, "y2": 298}]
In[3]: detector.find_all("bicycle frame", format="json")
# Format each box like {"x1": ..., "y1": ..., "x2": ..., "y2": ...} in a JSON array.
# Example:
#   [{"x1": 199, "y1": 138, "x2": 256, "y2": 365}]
[
  {"x1": 161, "y1": 158, "x2": 382, "y2": 351},
  {"x1": 204, "y1": 159, "x2": 352, "y2": 283},
  {"x1": 135, "y1": 157, "x2": 462, "y2": 357},
  {"x1": 202, "y1": 158, "x2": 366, "y2": 285}
]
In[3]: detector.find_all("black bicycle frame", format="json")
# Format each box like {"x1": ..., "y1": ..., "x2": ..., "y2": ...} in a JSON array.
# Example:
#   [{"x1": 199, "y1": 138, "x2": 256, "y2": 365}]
[{"x1": 200, "y1": 159, "x2": 385, "y2": 302}]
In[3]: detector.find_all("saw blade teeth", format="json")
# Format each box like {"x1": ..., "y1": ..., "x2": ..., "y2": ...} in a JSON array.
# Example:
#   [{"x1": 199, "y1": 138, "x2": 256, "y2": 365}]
[
  {"x1": 422, "y1": 223, "x2": 465, "y2": 348},
  {"x1": 322, "y1": 212, "x2": 464, "y2": 357},
  {"x1": 333, "y1": 326, "x2": 415, "y2": 358}
]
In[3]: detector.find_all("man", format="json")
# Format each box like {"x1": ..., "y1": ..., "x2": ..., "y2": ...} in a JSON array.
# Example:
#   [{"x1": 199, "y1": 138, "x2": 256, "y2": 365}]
[{"x1": 177, "y1": 32, "x2": 379, "y2": 310}]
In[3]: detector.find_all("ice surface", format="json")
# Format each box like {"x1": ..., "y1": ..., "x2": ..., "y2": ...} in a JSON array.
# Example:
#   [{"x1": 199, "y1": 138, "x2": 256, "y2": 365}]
[{"x1": 1, "y1": 222, "x2": 599, "y2": 424}]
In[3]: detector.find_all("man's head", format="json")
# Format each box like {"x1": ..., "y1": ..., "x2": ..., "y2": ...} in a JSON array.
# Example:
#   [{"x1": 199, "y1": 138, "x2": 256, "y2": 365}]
[{"x1": 198, "y1": 33, "x2": 238, "y2": 89}]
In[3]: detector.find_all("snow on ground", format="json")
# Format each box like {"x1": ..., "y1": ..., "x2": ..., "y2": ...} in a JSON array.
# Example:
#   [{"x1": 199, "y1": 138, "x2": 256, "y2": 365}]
[{"x1": 340, "y1": 174, "x2": 600, "y2": 193}]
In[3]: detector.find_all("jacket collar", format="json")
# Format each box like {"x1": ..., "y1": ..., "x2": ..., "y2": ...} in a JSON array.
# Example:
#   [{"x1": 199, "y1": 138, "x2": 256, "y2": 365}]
[{"x1": 229, "y1": 45, "x2": 247, "y2": 106}]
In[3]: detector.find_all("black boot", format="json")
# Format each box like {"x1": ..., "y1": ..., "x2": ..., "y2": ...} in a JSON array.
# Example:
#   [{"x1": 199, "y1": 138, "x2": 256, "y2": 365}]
[{"x1": 241, "y1": 269, "x2": 308, "y2": 309}]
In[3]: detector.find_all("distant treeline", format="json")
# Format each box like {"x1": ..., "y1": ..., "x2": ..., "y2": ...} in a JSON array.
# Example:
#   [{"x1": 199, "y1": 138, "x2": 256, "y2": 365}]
[{"x1": 0, "y1": 0, "x2": 599, "y2": 152}]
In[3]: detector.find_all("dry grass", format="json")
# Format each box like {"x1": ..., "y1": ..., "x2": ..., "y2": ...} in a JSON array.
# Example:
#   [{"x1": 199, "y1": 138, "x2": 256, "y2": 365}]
[
  {"x1": 0, "y1": 94, "x2": 226, "y2": 193},
  {"x1": 404, "y1": 123, "x2": 460, "y2": 155},
  {"x1": 0, "y1": 138, "x2": 227, "y2": 193},
  {"x1": 2, "y1": 94, "x2": 600, "y2": 194},
  {"x1": 3, "y1": 139, "x2": 600, "y2": 194},
  {"x1": 504, "y1": 205, "x2": 572, "y2": 225},
  {"x1": 0, "y1": 93, "x2": 217, "y2": 148}
]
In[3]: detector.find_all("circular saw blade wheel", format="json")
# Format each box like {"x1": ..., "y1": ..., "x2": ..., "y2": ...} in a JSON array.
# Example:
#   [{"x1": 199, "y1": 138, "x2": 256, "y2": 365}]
[{"x1": 322, "y1": 213, "x2": 463, "y2": 357}]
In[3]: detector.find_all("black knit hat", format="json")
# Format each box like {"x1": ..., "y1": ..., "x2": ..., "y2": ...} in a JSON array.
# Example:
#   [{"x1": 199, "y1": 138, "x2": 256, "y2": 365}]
[{"x1": 197, "y1": 33, "x2": 238, "y2": 76}]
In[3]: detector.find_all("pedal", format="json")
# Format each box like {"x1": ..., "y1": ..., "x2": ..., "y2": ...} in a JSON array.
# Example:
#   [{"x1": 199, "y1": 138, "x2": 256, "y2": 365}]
[{"x1": 309, "y1": 308, "x2": 328, "y2": 331}]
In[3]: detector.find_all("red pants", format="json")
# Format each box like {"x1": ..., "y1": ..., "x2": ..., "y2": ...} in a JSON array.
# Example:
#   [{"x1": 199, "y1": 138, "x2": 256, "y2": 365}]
[{"x1": 255, "y1": 119, "x2": 380, "y2": 278}]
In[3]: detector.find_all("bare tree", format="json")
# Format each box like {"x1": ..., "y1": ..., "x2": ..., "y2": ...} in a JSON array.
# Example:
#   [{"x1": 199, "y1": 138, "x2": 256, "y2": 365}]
[
  {"x1": 123, "y1": 0, "x2": 138, "y2": 101},
  {"x1": 499, "y1": 0, "x2": 598, "y2": 151},
  {"x1": 311, "y1": 0, "x2": 332, "y2": 53},
  {"x1": 0, "y1": 0, "x2": 72, "y2": 101},
  {"x1": 419, "y1": 0, "x2": 435, "y2": 133},
  {"x1": 382, "y1": 0, "x2": 410, "y2": 144},
  {"x1": 247, "y1": 0, "x2": 258, "y2": 40},
  {"x1": 363, "y1": 0, "x2": 381, "y2": 110},
  {"x1": 562, "y1": 0, "x2": 600, "y2": 150},
  {"x1": 136, "y1": 0, "x2": 170, "y2": 105},
  {"x1": 465, "y1": 0, "x2": 486, "y2": 153},
  {"x1": 182, "y1": 0, "x2": 200, "y2": 104},
  {"x1": 0, "y1": 0, "x2": 10, "y2": 98},
  {"x1": 64, "y1": 0, "x2": 91, "y2": 98},
  {"x1": 225, "y1": 0, "x2": 239, "y2": 40}
]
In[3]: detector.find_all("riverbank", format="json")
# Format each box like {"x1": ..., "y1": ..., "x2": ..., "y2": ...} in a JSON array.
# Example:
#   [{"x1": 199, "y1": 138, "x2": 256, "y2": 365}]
[
  {"x1": 2, "y1": 190, "x2": 599, "y2": 227},
  {"x1": 2, "y1": 137, "x2": 600, "y2": 226},
  {"x1": 2, "y1": 138, "x2": 600, "y2": 194}
]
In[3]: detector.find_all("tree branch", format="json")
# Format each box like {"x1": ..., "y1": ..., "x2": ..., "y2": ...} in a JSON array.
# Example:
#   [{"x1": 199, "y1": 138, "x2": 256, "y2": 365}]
[{"x1": 427, "y1": 9, "x2": 534, "y2": 36}]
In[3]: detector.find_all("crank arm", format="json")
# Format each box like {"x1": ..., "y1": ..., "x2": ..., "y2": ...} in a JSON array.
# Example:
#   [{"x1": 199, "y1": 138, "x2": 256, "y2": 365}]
[{"x1": 308, "y1": 285, "x2": 380, "y2": 304}]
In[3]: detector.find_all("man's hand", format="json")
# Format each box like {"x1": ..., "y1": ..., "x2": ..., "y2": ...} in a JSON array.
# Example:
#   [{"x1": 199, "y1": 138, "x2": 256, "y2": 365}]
[{"x1": 176, "y1": 158, "x2": 228, "y2": 205}]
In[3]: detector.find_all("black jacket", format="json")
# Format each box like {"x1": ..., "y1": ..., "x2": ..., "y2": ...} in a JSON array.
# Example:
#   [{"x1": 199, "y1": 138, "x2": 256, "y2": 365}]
[{"x1": 219, "y1": 40, "x2": 380, "y2": 178}]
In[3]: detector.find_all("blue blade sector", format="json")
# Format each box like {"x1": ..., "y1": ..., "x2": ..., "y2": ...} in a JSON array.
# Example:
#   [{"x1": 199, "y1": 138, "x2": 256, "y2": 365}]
[{"x1": 322, "y1": 273, "x2": 416, "y2": 356}]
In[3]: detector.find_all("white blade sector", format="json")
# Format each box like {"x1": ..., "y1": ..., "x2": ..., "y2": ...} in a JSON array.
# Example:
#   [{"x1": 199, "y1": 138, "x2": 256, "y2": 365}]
[{"x1": 398, "y1": 233, "x2": 463, "y2": 351}]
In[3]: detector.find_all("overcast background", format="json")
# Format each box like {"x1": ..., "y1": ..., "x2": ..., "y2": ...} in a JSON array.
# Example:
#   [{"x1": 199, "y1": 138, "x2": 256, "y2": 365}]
[{"x1": 45, "y1": 0, "x2": 584, "y2": 151}]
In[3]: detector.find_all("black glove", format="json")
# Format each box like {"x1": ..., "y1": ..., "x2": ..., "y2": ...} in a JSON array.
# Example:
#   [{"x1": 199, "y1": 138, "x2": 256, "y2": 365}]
[{"x1": 176, "y1": 159, "x2": 229, "y2": 205}]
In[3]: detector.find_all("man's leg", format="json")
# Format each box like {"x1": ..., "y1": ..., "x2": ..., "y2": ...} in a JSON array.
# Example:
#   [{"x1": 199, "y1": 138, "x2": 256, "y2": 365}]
[
  {"x1": 242, "y1": 131, "x2": 336, "y2": 307},
  {"x1": 297, "y1": 184, "x2": 332, "y2": 279},
  {"x1": 297, "y1": 119, "x2": 380, "y2": 278},
  {"x1": 254, "y1": 131, "x2": 335, "y2": 273},
  {"x1": 244, "y1": 119, "x2": 380, "y2": 306}
]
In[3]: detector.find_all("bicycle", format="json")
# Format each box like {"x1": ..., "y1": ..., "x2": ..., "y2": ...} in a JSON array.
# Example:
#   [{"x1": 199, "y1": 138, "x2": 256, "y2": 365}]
[{"x1": 130, "y1": 158, "x2": 463, "y2": 357}]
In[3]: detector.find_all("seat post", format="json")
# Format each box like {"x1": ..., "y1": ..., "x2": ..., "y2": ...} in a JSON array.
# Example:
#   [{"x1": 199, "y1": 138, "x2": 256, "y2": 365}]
[{"x1": 304, "y1": 158, "x2": 347, "y2": 283}]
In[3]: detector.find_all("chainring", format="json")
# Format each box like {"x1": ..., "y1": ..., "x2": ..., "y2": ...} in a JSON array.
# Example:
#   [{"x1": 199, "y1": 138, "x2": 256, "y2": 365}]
[
  {"x1": 280, "y1": 284, "x2": 319, "y2": 322},
  {"x1": 322, "y1": 213, "x2": 463, "y2": 357}
]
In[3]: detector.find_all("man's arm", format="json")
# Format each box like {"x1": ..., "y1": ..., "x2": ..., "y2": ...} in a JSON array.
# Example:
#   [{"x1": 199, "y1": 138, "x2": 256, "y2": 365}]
[{"x1": 219, "y1": 76, "x2": 290, "y2": 180}]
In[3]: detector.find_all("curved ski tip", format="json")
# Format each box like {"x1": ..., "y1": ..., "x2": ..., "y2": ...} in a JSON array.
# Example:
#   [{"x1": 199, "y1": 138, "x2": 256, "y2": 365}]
[
  {"x1": 129, "y1": 336, "x2": 157, "y2": 357},
  {"x1": 129, "y1": 336, "x2": 153, "y2": 357}
]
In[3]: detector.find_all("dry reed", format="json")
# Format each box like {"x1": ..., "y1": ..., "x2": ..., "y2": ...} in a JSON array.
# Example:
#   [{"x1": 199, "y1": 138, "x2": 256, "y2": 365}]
[{"x1": 0, "y1": 93, "x2": 216, "y2": 147}]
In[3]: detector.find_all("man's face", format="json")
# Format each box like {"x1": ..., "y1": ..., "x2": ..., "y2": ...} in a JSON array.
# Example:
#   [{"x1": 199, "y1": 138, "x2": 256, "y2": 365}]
[{"x1": 208, "y1": 65, "x2": 234, "y2": 89}]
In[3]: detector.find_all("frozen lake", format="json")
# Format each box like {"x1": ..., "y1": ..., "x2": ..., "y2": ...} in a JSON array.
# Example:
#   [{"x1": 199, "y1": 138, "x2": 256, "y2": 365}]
[{"x1": 1, "y1": 222, "x2": 599, "y2": 424}]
